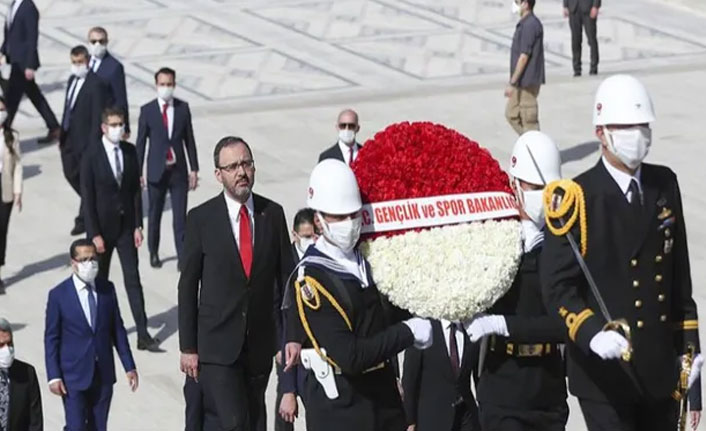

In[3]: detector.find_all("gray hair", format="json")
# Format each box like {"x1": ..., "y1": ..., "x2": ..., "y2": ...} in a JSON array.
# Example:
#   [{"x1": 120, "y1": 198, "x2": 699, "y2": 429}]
[{"x1": 0, "y1": 318, "x2": 12, "y2": 336}]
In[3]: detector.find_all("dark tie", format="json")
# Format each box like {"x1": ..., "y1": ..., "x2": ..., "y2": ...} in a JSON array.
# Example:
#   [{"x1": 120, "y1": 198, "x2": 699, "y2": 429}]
[
  {"x1": 0, "y1": 369, "x2": 9, "y2": 431},
  {"x1": 628, "y1": 179, "x2": 642, "y2": 213},
  {"x1": 449, "y1": 323, "x2": 460, "y2": 377},
  {"x1": 114, "y1": 146, "x2": 122, "y2": 185},
  {"x1": 239, "y1": 205, "x2": 253, "y2": 278},
  {"x1": 87, "y1": 285, "x2": 97, "y2": 331},
  {"x1": 62, "y1": 77, "x2": 79, "y2": 131},
  {"x1": 348, "y1": 145, "x2": 354, "y2": 166}
]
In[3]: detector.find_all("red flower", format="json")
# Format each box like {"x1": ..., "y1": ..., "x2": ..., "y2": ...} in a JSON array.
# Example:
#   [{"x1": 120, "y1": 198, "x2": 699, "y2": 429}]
[{"x1": 353, "y1": 122, "x2": 513, "y2": 239}]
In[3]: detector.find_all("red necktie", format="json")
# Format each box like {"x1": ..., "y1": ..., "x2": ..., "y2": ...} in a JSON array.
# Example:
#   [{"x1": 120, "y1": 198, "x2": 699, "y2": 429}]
[
  {"x1": 349, "y1": 146, "x2": 354, "y2": 166},
  {"x1": 239, "y1": 205, "x2": 253, "y2": 278},
  {"x1": 162, "y1": 103, "x2": 174, "y2": 162}
]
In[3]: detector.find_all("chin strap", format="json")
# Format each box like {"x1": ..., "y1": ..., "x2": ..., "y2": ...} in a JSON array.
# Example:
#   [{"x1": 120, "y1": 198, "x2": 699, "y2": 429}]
[{"x1": 543, "y1": 179, "x2": 588, "y2": 257}]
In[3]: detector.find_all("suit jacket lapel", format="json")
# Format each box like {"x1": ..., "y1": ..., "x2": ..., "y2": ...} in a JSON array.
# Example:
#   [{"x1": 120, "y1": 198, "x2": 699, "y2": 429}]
[
  {"x1": 153, "y1": 100, "x2": 169, "y2": 141},
  {"x1": 631, "y1": 167, "x2": 659, "y2": 256},
  {"x1": 67, "y1": 278, "x2": 93, "y2": 333},
  {"x1": 252, "y1": 194, "x2": 267, "y2": 275}
]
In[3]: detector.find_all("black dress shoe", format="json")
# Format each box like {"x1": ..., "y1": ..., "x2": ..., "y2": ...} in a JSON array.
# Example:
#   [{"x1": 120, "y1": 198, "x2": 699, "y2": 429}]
[
  {"x1": 589, "y1": 69, "x2": 598, "y2": 75},
  {"x1": 0, "y1": 280, "x2": 5, "y2": 295},
  {"x1": 573, "y1": 71, "x2": 581, "y2": 77},
  {"x1": 37, "y1": 128, "x2": 61, "y2": 144},
  {"x1": 137, "y1": 336, "x2": 162, "y2": 352},
  {"x1": 70, "y1": 224, "x2": 85, "y2": 236},
  {"x1": 150, "y1": 254, "x2": 162, "y2": 268}
]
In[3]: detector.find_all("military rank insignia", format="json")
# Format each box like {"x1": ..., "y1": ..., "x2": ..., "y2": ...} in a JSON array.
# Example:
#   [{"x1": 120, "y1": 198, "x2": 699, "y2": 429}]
[
  {"x1": 664, "y1": 238, "x2": 674, "y2": 254},
  {"x1": 301, "y1": 282, "x2": 315, "y2": 301},
  {"x1": 657, "y1": 207, "x2": 672, "y2": 220}
]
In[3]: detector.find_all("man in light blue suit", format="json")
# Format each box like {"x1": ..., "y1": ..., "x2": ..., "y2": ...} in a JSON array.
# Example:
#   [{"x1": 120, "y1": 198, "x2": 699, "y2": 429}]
[{"x1": 44, "y1": 238, "x2": 138, "y2": 431}]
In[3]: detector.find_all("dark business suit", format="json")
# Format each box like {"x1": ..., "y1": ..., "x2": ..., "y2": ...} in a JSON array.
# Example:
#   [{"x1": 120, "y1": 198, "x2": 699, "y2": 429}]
[
  {"x1": 565, "y1": 0, "x2": 601, "y2": 74},
  {"x1": 403, "y1": 320, "x2": 480, "y2": 431},
  {"x1": 317, "y1": 142, "x2": 361, "y2": 163},
  {"x1": 3, "y1": 359, "x2": 43, "y2": 431},
  {"x1": 80, "y1": 141, "x2": 151, "y2": 342},
  {"x1": 44, "y1": 276, "x2": 136, "y2": 431},
  {"x1": 0, "y1": 0, "x2": 59, "y2": 129},
  {"x1": 91, "y1": 52, "x2": 130, "y2": 133},
  {"x1": 136, "y1": 98, "x2": 198, "y2": 264},
  {"x1": 178, "y1": 192, "x2": 294, "y2": 431},
  {"x1": 541, "y1": 161, "x2": 699, "y2": 430},
  {"x1": 59, "y1": 72, "x2": 108, "y2": 228}
]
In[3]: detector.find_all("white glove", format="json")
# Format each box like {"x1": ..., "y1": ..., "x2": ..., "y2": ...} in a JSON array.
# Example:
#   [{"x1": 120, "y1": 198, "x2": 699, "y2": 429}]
[
  {"x1": 688, "y1": 353, "x2": 704, "y2": 389},
  {"x1": 589, "y1": 331, "x2": 629, "y2": 360},
  {"x1": 464, "y1": 315, "x2": 509, "y2": 342},
  {"x1": 403, "y1": 317, "x2": 433, "y2": 350}
]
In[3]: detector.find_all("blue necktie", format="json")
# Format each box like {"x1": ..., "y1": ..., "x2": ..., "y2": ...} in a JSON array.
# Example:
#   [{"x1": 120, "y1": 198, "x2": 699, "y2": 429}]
[
  {"x1": 62, "y1": 77, "x2": 79, "y2": 131},
  {"x1": 87, "y1": 285, "x2": 97, "y2": 331}
]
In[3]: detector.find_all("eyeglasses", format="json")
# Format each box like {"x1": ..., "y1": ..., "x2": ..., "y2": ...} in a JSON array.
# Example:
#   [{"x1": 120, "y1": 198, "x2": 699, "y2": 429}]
[
  {"x1": 218, "y1": 160, "x2": 255, "y2": 173},
  {"x1": 338, "y1": 123, "x2": 357, "y2": 130}
]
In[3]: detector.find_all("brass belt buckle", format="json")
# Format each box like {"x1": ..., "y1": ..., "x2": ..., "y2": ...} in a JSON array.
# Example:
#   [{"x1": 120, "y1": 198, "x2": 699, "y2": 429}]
[{"x1": 517, "y1": 343, "x2": 545, "y2": 357}]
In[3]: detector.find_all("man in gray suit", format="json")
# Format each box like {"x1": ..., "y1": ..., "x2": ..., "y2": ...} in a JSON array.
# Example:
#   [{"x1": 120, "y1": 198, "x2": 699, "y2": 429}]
[{"x1": 563, "y1": 0, "x2": 601, "y2": 76}]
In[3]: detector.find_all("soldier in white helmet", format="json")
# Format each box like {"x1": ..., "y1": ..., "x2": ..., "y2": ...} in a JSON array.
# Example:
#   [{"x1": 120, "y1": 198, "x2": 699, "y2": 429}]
[
  {"x1": 466, "y1": 131, "x2": 568, "y2": 430},
  {"x1": 541, "y1": 74, "x2": 703, "y2": 430},
  {"x1": 284, "y1": 159, "x2": 432, "y2": 431}
]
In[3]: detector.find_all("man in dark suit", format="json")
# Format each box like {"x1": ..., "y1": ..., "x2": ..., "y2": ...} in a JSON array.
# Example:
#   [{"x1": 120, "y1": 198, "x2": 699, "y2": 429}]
[
  {"x1": 80, "y1": 107, "x2": 160, "y2": 352},
  {"x1": 0, "y1": 317, "x2": 43, "y2": 431},
  {"x1": 403, "y1": 319, "x2": 480, "y2": 431},
  {"x1": 563, "y1": 0, "x2": 601, "y2": 76},
  {"x1": 179, "y1": 136, "x2": 294, "y2": 431},
  {"x1": 136, "y1": 67, "x2": 199, "y2": 269},
  {"x1": 541, "y1": 75, "x2": 701, "y2": 430},
  {"x1": 60, "y1": 45, "x2": 108, "y2": 236},
  {"x1": 44, "y1": 239, "x2": 138, "y2": 431},
  {"x1": 0, "y1": 0, "x2": 60, "y2": 142},
  {"x1": 86, "y1": 27, "x2": 131, "y2": 137},
  {"x1": 318, "y1": 109, "x2": 362, "y2": 165}
]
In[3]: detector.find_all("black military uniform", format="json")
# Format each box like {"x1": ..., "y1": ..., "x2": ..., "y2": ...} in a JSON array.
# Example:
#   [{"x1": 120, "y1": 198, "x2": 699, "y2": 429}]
[
  {"x1": 541, "y1": 160, "x2": 700, "y2": 430},
  {"x1": 291, "y1": 248, "x2": 414, "y2": 431},
  {"x1": 478, "y1": 246, "x2": 568, "y2": 431}
]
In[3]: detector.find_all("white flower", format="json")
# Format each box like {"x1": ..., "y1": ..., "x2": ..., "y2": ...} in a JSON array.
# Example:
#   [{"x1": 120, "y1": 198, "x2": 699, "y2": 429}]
[{"x1": 360, "y1": 220, "x2": 522, "y2": 320}]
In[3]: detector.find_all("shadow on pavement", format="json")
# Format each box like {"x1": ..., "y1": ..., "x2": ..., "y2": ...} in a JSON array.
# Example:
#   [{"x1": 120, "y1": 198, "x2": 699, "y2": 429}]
[
  {"x1": 560, "y1": 140, "x2": 600, "y2": 164},
  {"x1": 5, "y1": 252, "x2": 68, "y2": 289}
]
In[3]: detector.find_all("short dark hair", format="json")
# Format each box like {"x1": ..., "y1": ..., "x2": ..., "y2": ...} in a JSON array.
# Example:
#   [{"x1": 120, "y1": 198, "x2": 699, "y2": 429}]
[
  {"x1": 293, "y1": 208, "x2": 316, "y2": 231},
  {"x1": 213, "y1": 136, "x2": 253, "y2": 168},
  {"x1": 88, "y1": 26, "x2": 108, "y2": 39},
  {"x1": 154, "y1": 67, "x2": 176, "y2": 83},
  {"x1": 102, "y1": 106, "x2": 125, "y2": 124},
  {"x1": 526, "y1": 0, "x2": 536, "y2": 9},
  {"x1": 70, "y1": 45, "x2": 89, "y2": 60},
  {"x1": 70, "y1": 239, "x2": 96, "y2": 260}
]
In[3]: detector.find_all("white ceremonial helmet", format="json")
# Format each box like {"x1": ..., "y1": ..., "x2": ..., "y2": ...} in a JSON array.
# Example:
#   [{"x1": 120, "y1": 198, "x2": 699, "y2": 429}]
[
  {"x1": 307, "y1": 159, "x2": 362, "y2": 215},
  {"x1": 509, "y1": 131, "x2": 562, "y2": 186},
  {"x1": 593, "y1": 74, "x2": 656, "y2": 126}
]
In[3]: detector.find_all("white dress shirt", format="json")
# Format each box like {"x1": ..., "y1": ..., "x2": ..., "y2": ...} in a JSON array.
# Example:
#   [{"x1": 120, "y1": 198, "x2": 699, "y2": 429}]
[
  {"x1": 102, "y1": 135, "x2": 123, "y2": 182},
  {"x1": 440, "y1": 318, "x2": 465, "y2": 359},
  {"x1": 67, "y1": 76, "x2": 85, "y2": 109},
  {"x1": 602, "y1": 156, "x2": 642, "y2": 203},
  {"x1": 314, "y1": 236, "x2": 368, "y2": 287},
  {"x1": 338, "y1": 140, "x2": 359, "y2": 166},
  {"x1": 72, "y1": 274, "x2": 97, "y2": 328},
  {"x1": 89, "y1": 56, "x2": 102, "y2": 73},
  {"x1": 521, "y1": 219, "x2": 543, "y2": 253},
  {"x1": 157, "y1": 97, "x2": 174, "y2": 140},
  {"x1": 6, "y1": 0, "x2": 23, "y2": 28},
  {"x1": 224, "y1": 192, "x2": 255, "y2": 249}
]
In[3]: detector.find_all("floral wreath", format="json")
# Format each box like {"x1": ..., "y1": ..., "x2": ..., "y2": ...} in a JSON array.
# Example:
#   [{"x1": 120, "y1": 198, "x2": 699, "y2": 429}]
[{"x1": 353, "y1": 122, "x2": 522, "y2": 320}]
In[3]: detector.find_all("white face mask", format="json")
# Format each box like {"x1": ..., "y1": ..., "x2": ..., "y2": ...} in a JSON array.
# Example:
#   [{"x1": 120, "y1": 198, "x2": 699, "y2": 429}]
[
  {"x1": 515, "y1": 179, "x2": 545, "y2": 227},
  {"x1": 512, "y1": 0, "x2": 522, "y2": 15},
  {"x1": 605, "y1": 126, "x2": 652, "y2": 170},
  {"x1": 76, "y1": 260, "x2": 99, "y2": 284},
  {"x1": 297, "y1": 236, "x2": 315, "y2": 254},
  {"x1": 338, "y1": 129, "x2": 356, "y2": 145},
  {"x1": 0, "y1": 345, "x2": 14, "y2": 369},
  {"x1": 318, "y1": 213, "x2": 361, "y2": 253},
  {"x1": 89, "y1": 42, "x2": 107, "y2": 59},
  {"x1": 106, "y1": 125, "x2": 124, "y2": 143},
  {"x1": 0, "y1": 111, "x2": 7, "y2": 125},
  {"x1": 157, "y1": 85, "x2": 175, "y2": 101},
  {"x1": 71, "y1": 63, "x2": 89, "y2": 79}
]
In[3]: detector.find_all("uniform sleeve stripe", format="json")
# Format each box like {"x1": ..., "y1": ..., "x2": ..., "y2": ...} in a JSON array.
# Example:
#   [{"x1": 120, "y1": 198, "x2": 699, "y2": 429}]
[
  {"x1": 568, "y1": 309, "x2": 594, "y2": 342},
  {"x1": 674, "y1": 320, "x2": 699, "y2": 330}
]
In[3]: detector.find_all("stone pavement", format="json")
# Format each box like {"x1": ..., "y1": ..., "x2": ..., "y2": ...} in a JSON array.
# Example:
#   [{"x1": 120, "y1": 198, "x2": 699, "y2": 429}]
[{"x1": 2, "y1": 0, "x2": 706, "y2": 429}]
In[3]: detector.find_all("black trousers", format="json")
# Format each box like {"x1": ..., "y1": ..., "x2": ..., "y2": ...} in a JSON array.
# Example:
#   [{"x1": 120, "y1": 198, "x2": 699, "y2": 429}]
[
  {"x1": 147, "y1": 167, "x2": 187, "y2": 263},
  {"x1": 274, "y1": 360, "x2": 294, "y2": 431},
  {"x1": 60, "y1": 147, "x2": 84, "y2": 225},
  {"x1": 569, "y1": 11, "x2": 599, "y2": 73},
  {"x1": 480, "y1": 403, "x2": 568, "y2": 431},
  {"x1": 199, "y1": 358, "x2": 271, "y2": 431},
  {"x1": 96, "y1": 223, "x2": 149, "y2": 340},
  {"x1": 579, "y1": 397, "x2": 677, "y2": 431},
  {"x1": 5, "y1": 63, "x2": 59, "y2": 129},
  {"x1": 0, "y1": 181, "x2": 13, "y2": 266}
]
